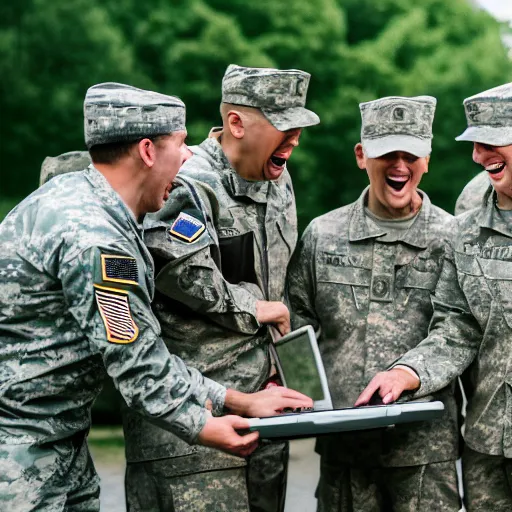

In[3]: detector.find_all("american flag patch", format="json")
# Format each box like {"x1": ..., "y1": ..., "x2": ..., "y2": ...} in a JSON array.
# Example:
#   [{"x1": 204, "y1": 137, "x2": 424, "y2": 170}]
[
  {"x1": 94, "y1": 285, "x2": 139, "y2": 344},
  {"x1": 169, "y1": 212, "x2": 205, "y2": 243},
  {"x1": 101, "y1": 255, "x2": 138, "y2": 286}
]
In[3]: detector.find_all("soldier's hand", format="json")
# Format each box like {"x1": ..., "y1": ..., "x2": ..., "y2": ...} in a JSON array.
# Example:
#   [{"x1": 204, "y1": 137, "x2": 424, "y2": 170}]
[
  {"x1": 197, "y1": 415, "x2": 259, "y2": 457},
  {"x1": 224, "y1": 387, "x2": 313, "y2": 418},
  {"x1": 354, "y1": 368, "x2": 420, "y2": 406},
  {"x1": 256, "y1": 300, "x2": 291, "y2": 335}
]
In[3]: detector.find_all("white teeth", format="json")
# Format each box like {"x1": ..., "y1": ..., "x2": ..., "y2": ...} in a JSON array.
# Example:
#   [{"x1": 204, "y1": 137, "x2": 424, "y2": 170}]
[{"x1": 486, "y1": 163, "x2": 504, "y2": 171}]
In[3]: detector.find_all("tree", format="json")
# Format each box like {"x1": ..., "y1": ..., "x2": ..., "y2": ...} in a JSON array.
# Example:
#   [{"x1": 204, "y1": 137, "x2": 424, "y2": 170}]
[{"x1": 1, "y1": 0, "x2": 511, "y2": 229}]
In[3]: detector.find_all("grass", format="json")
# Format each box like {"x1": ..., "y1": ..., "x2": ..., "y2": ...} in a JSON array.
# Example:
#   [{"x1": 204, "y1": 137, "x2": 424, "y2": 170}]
[{"x1": 89, "y1": 426, "x2": 125, "y2": 466}]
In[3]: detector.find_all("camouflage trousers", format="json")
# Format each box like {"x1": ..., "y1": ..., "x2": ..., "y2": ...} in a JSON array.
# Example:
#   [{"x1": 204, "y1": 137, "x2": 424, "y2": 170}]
[
  {"x1": 125, "y1": 439, "x2": 289, "y2": 512},
  {"x1": 316, "y1": 459, "x2": 461, "y2": 512},
  {"x1": 0, "y1": 432, "x2": 100, "y2": 512},
  {"x1": 462, "y1": 447, "x2": 512, "y2": 511}
]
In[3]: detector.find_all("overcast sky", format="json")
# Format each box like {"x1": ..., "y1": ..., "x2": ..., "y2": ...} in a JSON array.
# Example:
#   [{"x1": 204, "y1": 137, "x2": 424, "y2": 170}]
[{"x1": 476, "y1": 0, "x2": 512, "y2": 22}]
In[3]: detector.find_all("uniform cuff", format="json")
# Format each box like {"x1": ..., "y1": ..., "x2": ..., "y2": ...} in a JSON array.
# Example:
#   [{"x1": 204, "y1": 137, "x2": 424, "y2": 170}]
[{"x1": 203, "y1": 377, "x2": 227, "y2": 416}]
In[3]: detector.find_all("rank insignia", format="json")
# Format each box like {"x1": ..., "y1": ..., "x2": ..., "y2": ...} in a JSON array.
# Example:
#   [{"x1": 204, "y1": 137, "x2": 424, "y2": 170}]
[
  {"x1": 94, "y1": 284, "x2": 139, "y2": 344},
  {"x1": 169, "y1": 212, "x2": 205, "y2": 243},
  {"x1": 101, "y1": 254, "x2": 138, "y2": 286}
]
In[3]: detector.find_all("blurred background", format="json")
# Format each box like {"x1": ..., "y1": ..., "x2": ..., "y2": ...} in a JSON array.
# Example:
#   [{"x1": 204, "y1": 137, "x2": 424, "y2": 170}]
[{"x1": 1, "y1": 0, "x2": 512, "y2": 509}]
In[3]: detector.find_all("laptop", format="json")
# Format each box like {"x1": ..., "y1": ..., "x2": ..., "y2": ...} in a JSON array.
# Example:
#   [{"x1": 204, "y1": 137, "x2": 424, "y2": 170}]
[{"x1": 247, "y1": 325, "x2": 444, "y2": 439}]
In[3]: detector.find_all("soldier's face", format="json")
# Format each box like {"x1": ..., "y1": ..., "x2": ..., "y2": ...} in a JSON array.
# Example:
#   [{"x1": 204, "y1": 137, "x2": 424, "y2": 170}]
[
  {"x1": 245, "y1": 119, "x2": 302, "y2": 181},
  {"x1": 145, "y1": 131, "x2": 190, "y2": 212},
  {"x1": 355, "y1": 144, "x2": 428, "y2": 218},
  {"x1": 472, "y1": 142, "x2": 512, "y2": 207}
]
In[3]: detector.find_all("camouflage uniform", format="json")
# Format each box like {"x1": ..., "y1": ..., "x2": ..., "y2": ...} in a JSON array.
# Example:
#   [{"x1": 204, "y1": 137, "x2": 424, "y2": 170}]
[
  {"x1": 287, "y1": 97, "x2": 461, "y2": 511},
  {"x1": 122, "y1": 65, "x2": 320, "y2": 512},
  {"x1": 454, "y1": 171, "x2": 491, "y2": 216},
  {"x1": 0, "y1": 83, "x2": 225, "y2": 511},
  {"x1": 395, "y1": 83, "x2": 512, "y2": 511}
]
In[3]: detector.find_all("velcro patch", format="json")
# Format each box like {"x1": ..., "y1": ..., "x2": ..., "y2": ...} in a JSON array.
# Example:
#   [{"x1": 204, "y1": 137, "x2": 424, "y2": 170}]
[
  {"x1": 94, "y1": 285, "x2": 139, "y2": 344},
  {"x1": 101, "y1": 255, "x2": 138, "y2": 286},
  {"x1": 169, "y1": 212, "x2": 205, "y2": 243}
]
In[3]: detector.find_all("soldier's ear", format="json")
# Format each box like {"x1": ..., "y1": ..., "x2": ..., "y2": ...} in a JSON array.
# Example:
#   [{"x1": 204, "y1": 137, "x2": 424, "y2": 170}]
[
  {"x1": 137, "y1": 138, "x2": 157, "y2": 168},
  {"x1": 354, "y1": 143, "x2": 366, "y2": 170},
  {"x1": 227, "y1": 111, "x2": 245, "y2": 139}
]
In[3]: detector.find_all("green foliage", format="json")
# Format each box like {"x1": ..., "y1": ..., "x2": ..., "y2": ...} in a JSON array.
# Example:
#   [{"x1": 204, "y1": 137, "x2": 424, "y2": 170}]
[{"x1": 1, "y1": 0, "x2": 511, "y2": 229}]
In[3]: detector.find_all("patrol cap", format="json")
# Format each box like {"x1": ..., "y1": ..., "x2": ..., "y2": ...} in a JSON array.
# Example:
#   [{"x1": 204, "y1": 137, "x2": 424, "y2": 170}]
[
  {"x1": 39, "y1": 151, "x2": 92, "y2": 186},
  {"x1": 360, "y1": 96, "x2": 436, "y2": 158},
  {"x1": 456, "y1": 83, "x2": 512, "y2": 146},
  {"x1": 221, "y1": 64, "x2": 320, "y2": 131},
  {"x1": 84, "y1": 82, "x2": 186, "y2": 149}
]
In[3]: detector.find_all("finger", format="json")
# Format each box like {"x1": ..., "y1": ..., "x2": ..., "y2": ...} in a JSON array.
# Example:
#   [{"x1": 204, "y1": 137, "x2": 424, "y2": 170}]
[
  {"x1": 382, "y1": 392, "x2": 394, "y2": 404},
  {"x1": 228, "y1": 415, "x2": 251, "y2": 429},
  {"x1": 271, "y1": 387, "x2": 313, "y2": 402},
  {"x1": 239, "y1": 441, "x2": 259, "y2": 458},
  {"x1": 238, "y1": 431, "x2": 259, "y2": 445},
  {"x1": 354, "y1": 379, "x2": 382, "y2": 406}
]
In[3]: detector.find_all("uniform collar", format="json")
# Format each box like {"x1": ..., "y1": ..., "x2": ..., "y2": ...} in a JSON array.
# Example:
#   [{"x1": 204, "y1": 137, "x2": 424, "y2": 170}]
[
  {"x1": 198, "y1": 135, "x2": 270, "y2": 203},
  {"x1": 348, "y1": 186, "x2": 431, "y2": 249},
  {"x1": 84, "y1": 165, "x2": 143, "y2": 232},
  {"x1": 480, "y1": 189, "x2": 512, "y2": 238}
]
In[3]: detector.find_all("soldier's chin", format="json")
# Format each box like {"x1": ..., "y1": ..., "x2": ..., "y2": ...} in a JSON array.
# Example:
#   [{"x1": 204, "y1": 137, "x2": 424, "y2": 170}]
[{"x1": 265, "y1": 160, "x2": 285, "y2": 180}]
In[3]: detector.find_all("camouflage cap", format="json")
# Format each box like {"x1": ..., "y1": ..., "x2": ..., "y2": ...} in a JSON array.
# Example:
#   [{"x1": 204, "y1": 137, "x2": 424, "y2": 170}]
[
  {"x1": 360, "y1": 96, "x2": 436, "y2": 158},
  {"x1": 456, "y1": 83, "x2": 512, "y2": 146},
  {"x1": 39, "y1": 151, "x2": 92, "y2": 186},
  {"x1": 221, "y1": 64, "x2": 320, "y2": 131},
  {"x1": 84, "y1": 82, "x2": 186, "y2": 149}
]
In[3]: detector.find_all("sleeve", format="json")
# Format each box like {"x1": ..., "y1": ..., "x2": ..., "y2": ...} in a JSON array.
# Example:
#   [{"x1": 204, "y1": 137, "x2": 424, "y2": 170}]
[
  {"x1": 146, "y1": 180, "x2": 264, "y2": 335},
  {"x1": 59, "y1": 243, "x2": 226, "y2": 443},
  {"x1": 394, "y1": 241, "x2": 483, "y2": 397},
  {"x1": 286, "y1": 222, "x2": 321, "y2": 332}
]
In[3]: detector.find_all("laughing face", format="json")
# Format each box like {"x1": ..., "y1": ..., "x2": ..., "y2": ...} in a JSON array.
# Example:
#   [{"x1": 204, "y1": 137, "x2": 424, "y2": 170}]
[
  {"x1": 355, "y1": 143, "x2": 428, "y2": 219},
  {"x1": 472, "y1": 142, "x2": 512, "y2": 209},
  {"x1": 244, "y1": 120, "x2": 302, "y2": 181},
  {"x1": 143, "y1": 131, "x2": 191, "y2": 213},
  {"x1": 223, "y1": 105, "x2": 302, "y2": 182}
]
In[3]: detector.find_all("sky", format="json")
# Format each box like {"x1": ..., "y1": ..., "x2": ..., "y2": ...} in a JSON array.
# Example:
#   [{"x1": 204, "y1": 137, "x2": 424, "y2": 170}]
[{"x1": 475, "y1": 0, "x2": 512, "y2": 22}]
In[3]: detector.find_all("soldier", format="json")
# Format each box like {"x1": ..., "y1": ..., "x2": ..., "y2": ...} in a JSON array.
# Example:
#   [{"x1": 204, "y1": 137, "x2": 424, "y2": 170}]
[
  {"x1": 39, "y1": 150, "x2": 91, "y2": 186},
  {"x1": 122, "y1": 64, "x2": 320, "y2": 512},
  {"x1": 357, "y1": 82, "x2": 512, "y2": 511},
  {"x1": 454, "y1": 170, "x2": 491, "y2": 215},
  {"x1": 0, "y1": 82, "x2": 312, "y2": 511},
  {"x1": 288, "y1": 96, "x2": 461, "y2": 511}
]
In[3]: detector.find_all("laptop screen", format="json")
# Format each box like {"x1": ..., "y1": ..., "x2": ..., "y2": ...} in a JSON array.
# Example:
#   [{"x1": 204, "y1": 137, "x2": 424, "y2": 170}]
[{"x1": 274, "y1": 329, "x2": 325, "y2": 401}]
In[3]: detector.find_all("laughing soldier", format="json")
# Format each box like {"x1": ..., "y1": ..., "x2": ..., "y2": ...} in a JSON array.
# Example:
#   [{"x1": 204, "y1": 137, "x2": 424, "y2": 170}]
[
  {"x1": 287, "y1": 96, "x2": 462, "y2": 511},
  {"x1": 122, "y1": 65, "x2": 320, "y2": 512},
  {"x1": 357, "y1": 83, "x2": 512, "y2": 511}
]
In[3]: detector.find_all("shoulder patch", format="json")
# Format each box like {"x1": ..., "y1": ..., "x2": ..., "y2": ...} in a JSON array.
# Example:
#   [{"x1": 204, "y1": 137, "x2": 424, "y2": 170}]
[
  {"x1": 101, "y1": 254, "x2": 138, "y2": 286},
  {"x1": 94, "y1": 284, "x2": 139, "y2": 344},
  {"x1": 169, "y1": 212, "x2": 205, "y2": 243}
]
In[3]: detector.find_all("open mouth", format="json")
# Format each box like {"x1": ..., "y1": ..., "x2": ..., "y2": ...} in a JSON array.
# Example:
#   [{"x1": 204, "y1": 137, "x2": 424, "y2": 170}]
[
  {"x1": 270, "y1": 155, "x2": 286, "y2": 167},
  {"x1": 385, "y1": 176, "x2": 409, "y2": 191},
  {"x1": 485, "y1": 162, "x2": 505, "y2": 175}
]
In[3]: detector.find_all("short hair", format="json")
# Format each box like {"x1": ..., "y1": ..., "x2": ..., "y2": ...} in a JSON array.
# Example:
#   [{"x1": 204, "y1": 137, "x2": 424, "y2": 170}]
[{"x1": 88, "y1": 136, "x2": 165, "y2": 165}]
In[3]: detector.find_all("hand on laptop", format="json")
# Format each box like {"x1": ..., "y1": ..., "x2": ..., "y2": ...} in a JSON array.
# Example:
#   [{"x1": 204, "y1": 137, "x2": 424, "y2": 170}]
[
  {"x1": 197, "y1": 414, "x2": 259, "y2": 457},
  {"x1": 224, "y1": 387, "x2": 313, "y2": 418},
  {"x1": 256, "y1": 300, "x2": 291, "y2": 335},
  {"x1": 354, "y1": 368, "x2": 420, "y2": 406}
]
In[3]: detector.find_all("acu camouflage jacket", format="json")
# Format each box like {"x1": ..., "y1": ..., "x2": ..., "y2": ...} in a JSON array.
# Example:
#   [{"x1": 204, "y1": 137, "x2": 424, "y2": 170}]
[
  {"x1": 123, "y1": 134, "x2": 298, "y2": 465},
  {"x1": 399, "y1": 190, "x2": 512, "y2": 457},
  {"x1": 0, "y1": 167, "x2": 224, "y2": 447},
  {"x1": 288, "y1": 188, "x2": 460, "y2": 467}
]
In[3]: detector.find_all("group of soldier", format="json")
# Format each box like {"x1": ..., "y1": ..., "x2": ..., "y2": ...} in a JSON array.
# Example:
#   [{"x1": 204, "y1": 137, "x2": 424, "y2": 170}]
[{"x1": 0, "y1": 62, "x2": 509, "y2": 512}]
